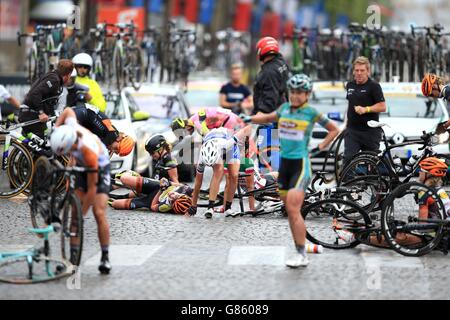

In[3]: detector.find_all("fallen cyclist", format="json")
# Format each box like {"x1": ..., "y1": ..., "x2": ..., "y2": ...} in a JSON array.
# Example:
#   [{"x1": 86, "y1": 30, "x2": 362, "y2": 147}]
[{"x1": 109, "y1": 171, "x2": 192, "y2": 215}]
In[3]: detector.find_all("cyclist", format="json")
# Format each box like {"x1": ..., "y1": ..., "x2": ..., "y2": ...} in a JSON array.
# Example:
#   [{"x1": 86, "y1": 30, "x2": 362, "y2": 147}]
[
  {"x1": 50, "y1": 111, "x2": 112, "y2": 274},
  {"x1": 336, "y1": 157, "x2": 450, "y2": 246},
  {"x1": 0, "y1": 84, "x2": 20, "y2": 122},
  {"x1": 145, "y1": 134, "x2": 179, "y2": 183},
  {"x1": 56, "y1": 106, "x2": 135, "y2": 157},
  {"x1": 72, "y1": 53, "x2": 107, "y2": 112},
  {"x1": 241, "y1": 74, "x2": 339, "y2": 267},
  {"x1": 188, "y1": 127, "x2": 248, "y2": 218},
  {"x1": 109, "y1": 173, "x2": 192, "y2": 214},
  {"x1": 19, "y1": 59, "x2": 74, "y2": 139},
  {"x1": 65, "y1": 68, "x2": 92, "y2": 108},
  {"x1": 421, "y1": 73, "x2": 450, "y2": 101}
]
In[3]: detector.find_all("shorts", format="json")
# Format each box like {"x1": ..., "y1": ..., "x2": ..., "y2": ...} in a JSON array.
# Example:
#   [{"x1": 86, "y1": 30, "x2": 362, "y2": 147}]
[
  {"x1": 278, "y1": 158, "x2": 311, "y2": 195},
  {"x1": 129, "y1": 179, "x2": 160, "y2": 210},
  {"x1": 196, "y1": 143, "x2": 240, "y2": 174},
  {"x1": 224, "y1": 157, "x2": 254, "y2": 174},
  {"x1": 75, "y1": 164, "x2": 111, "y2": 194}
]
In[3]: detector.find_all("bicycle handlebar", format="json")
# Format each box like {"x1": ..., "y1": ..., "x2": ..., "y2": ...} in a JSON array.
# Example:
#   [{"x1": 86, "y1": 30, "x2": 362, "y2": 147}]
[{"x1": 0, "y1": 116, "x2": 57, "y2": 132}]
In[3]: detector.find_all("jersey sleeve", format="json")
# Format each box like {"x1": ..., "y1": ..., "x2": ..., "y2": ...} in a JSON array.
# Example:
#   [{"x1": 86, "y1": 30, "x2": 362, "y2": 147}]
[
  {"x1": 371, "y1": 82, "x2": 385, "y2": 103},
  {"x1": 163, "y1": 153, "x2": 178, "y2": 168},
  {"x1": 219, "y1": 84, "x2": 228, "y2": 95},
  {"x1": 312, "y1": 108, "x2": 330, "y2": 127},
  {"x1": 243, "y1": 85, "x2": 251, "y2": 98}
]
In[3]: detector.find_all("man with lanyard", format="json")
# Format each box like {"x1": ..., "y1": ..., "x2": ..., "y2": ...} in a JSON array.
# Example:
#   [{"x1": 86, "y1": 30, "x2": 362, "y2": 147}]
[
  {"x1": 253, "y1": 36, "x2": 290, "y2": 173},
  {"x1": 19, "y1": 59, "x2": 74, "y2": 139},
  {"x1": 50, "y1": 111, "x2": 112, "y2": 274},
  {"x1": 343, "y1": 56, "x2": 386, "y2": 164},
  {"x1": 219, "y1": 64, "x2": 253, "y2": 115},
  {"x1": 242, "y1": 74, "x2": 339, "y2": 267}
]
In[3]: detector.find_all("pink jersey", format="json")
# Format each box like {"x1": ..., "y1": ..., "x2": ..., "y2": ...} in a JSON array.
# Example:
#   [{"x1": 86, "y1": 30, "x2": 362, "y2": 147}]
[{"x1": 189, "y1": 107, "x2": 244, "y2": 133}]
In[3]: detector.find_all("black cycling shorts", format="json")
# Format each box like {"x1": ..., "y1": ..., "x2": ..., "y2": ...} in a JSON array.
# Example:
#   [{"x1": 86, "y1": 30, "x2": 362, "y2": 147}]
[
  {"x1": 277, "y1": 158, "x2": 311, "y2": 195},
  {"x1": 76, "y1": 164, "x2": 111, "y2": 194}
]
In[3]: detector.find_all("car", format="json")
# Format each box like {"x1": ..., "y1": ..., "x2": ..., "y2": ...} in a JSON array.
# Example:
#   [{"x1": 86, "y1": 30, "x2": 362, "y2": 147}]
[
  {"x1": 104, "y1": 90, "x2": 150, "y2": 176},
  {"x1": 184, "y1": 71, "x2": 228, "y2": 114},
  {"x1": 126, "y1": 83, "x2": 195, "y2": 181},
  {"x1": 309, "y1": 81, "x2": 449, "y2": 171}
]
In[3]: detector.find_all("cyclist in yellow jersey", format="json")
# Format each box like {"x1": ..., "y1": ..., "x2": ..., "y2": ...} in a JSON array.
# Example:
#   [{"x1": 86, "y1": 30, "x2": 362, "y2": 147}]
[{"x1": 72, "y1": 53, "x2": 106, "y2": 112}]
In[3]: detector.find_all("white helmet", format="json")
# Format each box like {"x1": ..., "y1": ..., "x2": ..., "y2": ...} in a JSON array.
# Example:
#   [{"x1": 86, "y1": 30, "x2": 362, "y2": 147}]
[
  {"x1": 50, "y1": 125, "x2": 77, "y2": 155},
  {"x1": 72, "y1": 53, "x2": 93, "y2": 68},
  {"x1": 200, "y1": 139, "x2": 221, "y2": 167}
]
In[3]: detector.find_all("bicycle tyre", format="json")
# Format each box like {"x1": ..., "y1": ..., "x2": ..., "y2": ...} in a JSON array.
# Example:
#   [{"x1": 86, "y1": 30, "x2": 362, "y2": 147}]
[
  {"x1": 30, "y1": 156, "x2": 53, "y2": 230},
  {"x1": 59, "y1": 193, "x2": 83, "y2": 266},
  {"x1": 302, "y1": 198, "x2": 372, "y2": 249},
  {"x1": 381, "y1": 181, "x2": 446, "y2": 257},
  {"x1": 0, "y1": 138, "x2": 34, "y2": 198},
  {"x1": 0, "y1": 255, "x2": 71, "y2": 284}
]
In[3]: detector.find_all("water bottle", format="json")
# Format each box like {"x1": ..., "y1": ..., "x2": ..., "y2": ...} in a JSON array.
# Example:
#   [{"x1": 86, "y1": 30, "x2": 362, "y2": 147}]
[
  {"x1": 305, "y1": 243, "x2": 324, "y2": 254},
  {"x1": 404, "y1": 155, "x2": 419, "y2": 174},
  {"x1": 392, "y1": 156, "x2": 403, "y2": 173}
]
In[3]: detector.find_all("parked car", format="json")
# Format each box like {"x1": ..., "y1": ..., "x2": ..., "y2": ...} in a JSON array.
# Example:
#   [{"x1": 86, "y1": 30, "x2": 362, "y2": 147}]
[
  {"x1": 184, "y1": 72, "x2": 228, "y2": 114},
  {"x1": 127, "y1": 83, "x2": 195, "y2": 181},
  {"x1": 309, "y1": 81, "x2": 449, "y2": 170}
]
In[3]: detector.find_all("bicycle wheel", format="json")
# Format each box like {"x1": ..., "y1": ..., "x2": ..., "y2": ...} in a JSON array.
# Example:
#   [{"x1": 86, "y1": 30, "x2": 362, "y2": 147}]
[
  {"x1": 302, "y1": 198, "x2": 372, "y2": 249},
  {"x1": 112, "y1": 47, "x2": 124, "y2": 91},
  {"x1": 0, "y1": 138, "x2": 34, "y2": 198},
  {"x1": 0, "y1": 255, "x2": 71, "y2": 284},
  {"x1": 339, "y1": 155, "x2": 392, "y2": 186},
  {"x1": 30, "y1": 156, "x2": 53, "y2": 230},
  {"x1": 58, "y1": 193, "x2": 83, "y2": 266},
  {"x1": 7, "y1": 146, "x2": 34, "y2": 195},
  {"x1": 381, "y1": 182, "x2": 446, "y2": 257}
]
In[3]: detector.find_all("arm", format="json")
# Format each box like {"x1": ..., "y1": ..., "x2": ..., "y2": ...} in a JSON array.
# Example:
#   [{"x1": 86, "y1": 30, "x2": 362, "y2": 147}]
[
  {"x1": 249, "y1": 111, "x2": 278, "y2": 124},
  {"x1": 190, "y1": 170, "x2": 204, "y2": 207},
  {"x1": 318, "y1": 121, "x2": 340, "y2": 150},
  {"x1": 55, "y1": 107, "x2": 77, "y2": 127},
  {"x1": 167, "y1": 168, "x2": 179, "y2": 184},
  {"x1": 219, "y1": 94, "x2": 238, "y2": 109},
  {"x1": 150, "y1": 190, "x2": 163, "y2": 212}
]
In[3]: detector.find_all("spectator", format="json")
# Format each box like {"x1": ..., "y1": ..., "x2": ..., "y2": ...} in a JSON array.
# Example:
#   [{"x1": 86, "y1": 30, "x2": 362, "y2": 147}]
[
  {"x1": 344, "y1": 56, "x2": 386, "y2": 164},
  {"x1": 219, "y1": 64, "x2": 253, "y2": 115},
  {"x1": 0, "y1": 84, "x2": 20, "y2": 121}
]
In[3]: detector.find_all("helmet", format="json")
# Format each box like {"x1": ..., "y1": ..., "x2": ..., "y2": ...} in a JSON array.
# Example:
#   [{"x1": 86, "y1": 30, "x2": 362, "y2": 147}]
[
  {"x1": 50, "y1": 125, "x2": 77, "y2": 155},
  {"x1": 256, "y1": 37, "x2": 279, "y2": 60},
  {"x1": 287, "y1": 74, "x2": 313, "y2": 92},
  {"x1": 172, "y1": 195, "x2": 192, "y2": 215},
  {"x1": 115, "y1": 170, "x2": 140, "y2": 180},
  {"x1": 421, "y1": 73, "x2": 439, "y2": 97},
  {"x1": 145, "y1": 134, "x2": 167, "y2": 154},
  {"x1": 170, "y1": 118, "x2": 192, "y2": 131},
  {"x1": 72, "y1": 53, "x2": 93, "y2": 68},
  {"x1": 200, "y1": 139, "x2": 221, "y2": 166},
  {"x1": 419, "y1": 157, "x2": 448, "y2": 177},
  {"x1": 118, "y1": 135, "x2": 135, "y2": 157}
]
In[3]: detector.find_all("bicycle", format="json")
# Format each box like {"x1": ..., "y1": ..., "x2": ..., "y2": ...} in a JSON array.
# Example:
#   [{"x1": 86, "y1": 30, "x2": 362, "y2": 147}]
[
  {"x1": 0, "y1": 225, "x2": 72, "y2": 284},
  {"x1": 29, "y1": 156, "x2": 90, "y2": 266},
  {"x1": 111, "y1": 22, "x2": 143, "y2": 91},
  {"x1": 381, "y1": 181, "x2": 450, "y2": 257}
]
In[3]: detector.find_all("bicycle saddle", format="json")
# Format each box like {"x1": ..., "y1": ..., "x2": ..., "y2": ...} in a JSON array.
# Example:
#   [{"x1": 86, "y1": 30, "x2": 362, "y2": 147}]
[{"x1": 367, "y1": 120, "x2": 389, "y2": 128}]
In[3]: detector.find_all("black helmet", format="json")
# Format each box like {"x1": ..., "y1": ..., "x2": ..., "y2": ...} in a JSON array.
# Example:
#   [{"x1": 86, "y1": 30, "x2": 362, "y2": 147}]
[{"x1": 145, "y1": 134, "x2": 167, "y2": 153}]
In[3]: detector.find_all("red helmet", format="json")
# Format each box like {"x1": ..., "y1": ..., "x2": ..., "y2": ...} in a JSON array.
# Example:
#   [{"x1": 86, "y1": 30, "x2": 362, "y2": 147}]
[
  {"x1": 421, "y1": 73, "x2": 439, "y2": 97},
  {"x1": 256, "y1": 37, "x2": 279, "y2": 60},
  {"x1": 172, "y1": 195, "x2": 192, "y2": 215}
]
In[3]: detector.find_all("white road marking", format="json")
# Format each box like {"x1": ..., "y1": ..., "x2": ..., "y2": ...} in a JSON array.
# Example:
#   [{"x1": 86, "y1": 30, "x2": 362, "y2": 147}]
[
  {"x1": 227, "y1": 246, "x2": 286, "y2": 266},
  {"x1": 360, "y1": 246, "x2": 424, "y2": 268},
  {"x1": 0, "y1": 245, "x2": 34, "y2": 253},
  {"x1": 84, "y1": 245, "x2": 162, "y2": 266}
]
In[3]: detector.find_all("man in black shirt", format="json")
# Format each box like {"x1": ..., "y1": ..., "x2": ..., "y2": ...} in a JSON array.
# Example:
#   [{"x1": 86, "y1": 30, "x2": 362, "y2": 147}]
[
  {"x1": 219, "y1": 64, "x2": 252, "y2": 115},
  {"x1": 252, "y1": 37, "x2": 290, "y2": 172},
  {"x1": 344, "y1": 56, "x2": 386, "y2": 163},
  {"x1": 20, "y1": 59, "x2": 74, "y2": 138}
]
